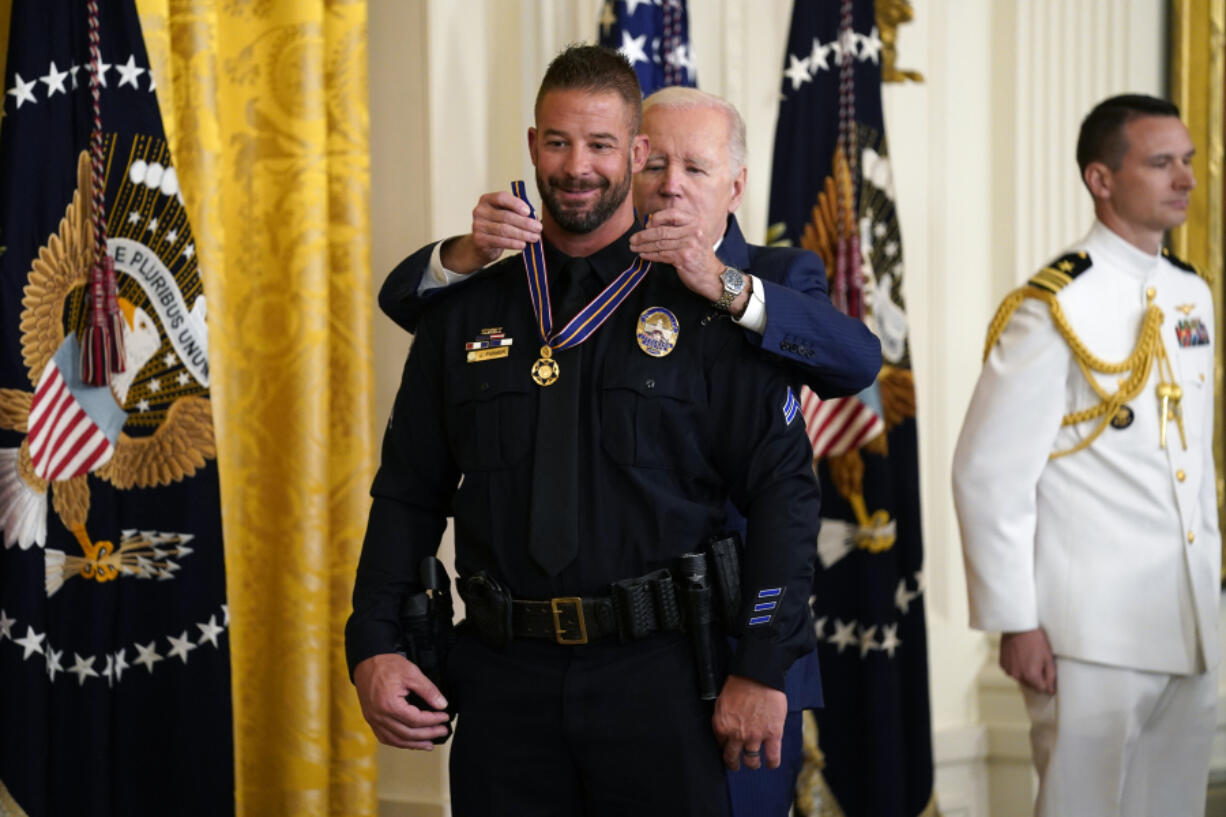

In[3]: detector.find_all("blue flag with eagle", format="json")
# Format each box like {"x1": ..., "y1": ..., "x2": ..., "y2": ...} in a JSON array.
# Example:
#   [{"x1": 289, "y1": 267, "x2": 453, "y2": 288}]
[
  {"x1": 766, "y1": 1, "x2": 935, "y2": 815},
  {"x1": 597, "y1": 0, "x2": 696, "y2": 95},
  {"x1": 0, "y1": 2, "x2": 232, "y2": 815}
]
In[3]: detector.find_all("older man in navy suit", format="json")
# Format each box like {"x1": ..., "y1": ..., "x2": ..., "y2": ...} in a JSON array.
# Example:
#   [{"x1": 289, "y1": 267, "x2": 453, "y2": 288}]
[{"x1": 378, "y1": 87, "x2": 881, "y2": 815}]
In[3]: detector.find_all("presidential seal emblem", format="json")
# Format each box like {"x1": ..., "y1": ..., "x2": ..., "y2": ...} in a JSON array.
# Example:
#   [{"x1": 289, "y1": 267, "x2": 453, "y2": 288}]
[
  {"x1": 636, "y1": 307, "x2": 679, "y2": 358},
  {"x1": 0, "y1": 150, "x2": 215, "y2": 595}
]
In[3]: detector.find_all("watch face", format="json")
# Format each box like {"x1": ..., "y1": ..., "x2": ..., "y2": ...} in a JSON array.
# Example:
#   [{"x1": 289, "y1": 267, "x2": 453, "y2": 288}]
[{"x1": 722, "y1": 267, "x2": 745, "y2": 295}]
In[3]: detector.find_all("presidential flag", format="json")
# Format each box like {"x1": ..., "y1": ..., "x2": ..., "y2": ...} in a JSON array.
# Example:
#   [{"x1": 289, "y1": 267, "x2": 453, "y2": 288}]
[
  {"x1": 0, "y1": 2, "x2": 232, "y2": 815},
  {"x1": 597, "y1": 0, "x2": 696, "y2": 95},
  {"x1": 766, "y1": 2, "x2": 936, "y2": 815}
]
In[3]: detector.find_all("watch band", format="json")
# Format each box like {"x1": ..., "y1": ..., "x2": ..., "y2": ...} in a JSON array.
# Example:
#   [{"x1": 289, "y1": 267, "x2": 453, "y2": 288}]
[{"x1": 714, "y1": 267, "x2": 745, "y2": 312}]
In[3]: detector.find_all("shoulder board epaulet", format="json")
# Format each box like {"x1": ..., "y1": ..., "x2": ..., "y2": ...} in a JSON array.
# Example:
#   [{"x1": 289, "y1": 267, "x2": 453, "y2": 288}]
[
  {"x1": 1026, "y1": 251, "x2": 1092, "y2": 294},
  {"x1": 1161, "y1": 246, "x2": 1198, "y2": 274}
]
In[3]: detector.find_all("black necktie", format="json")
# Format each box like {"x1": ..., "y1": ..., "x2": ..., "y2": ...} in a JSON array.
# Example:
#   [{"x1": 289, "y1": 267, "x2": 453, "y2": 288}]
[{"x1": 528, "y1": 258, "x2": 590, "y2": 576}]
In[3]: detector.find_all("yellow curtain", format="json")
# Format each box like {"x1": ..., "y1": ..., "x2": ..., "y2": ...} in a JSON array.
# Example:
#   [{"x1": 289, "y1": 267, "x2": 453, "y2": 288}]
[{"x1": 135, "y1": 2, "x2": 376, "y2": 815}]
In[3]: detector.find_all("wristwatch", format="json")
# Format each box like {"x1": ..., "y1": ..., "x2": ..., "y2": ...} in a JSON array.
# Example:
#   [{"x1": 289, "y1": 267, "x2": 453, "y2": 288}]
[{"x1": 714, "y1": 267, "x2": 746, "y2": 312}]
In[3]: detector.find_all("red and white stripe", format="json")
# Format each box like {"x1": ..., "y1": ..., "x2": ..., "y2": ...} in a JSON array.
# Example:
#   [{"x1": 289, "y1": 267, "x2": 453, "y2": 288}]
[
  {"x1": 800, "y1": 386, "x2": 884, "y2": 460},
  {"x1": 27, "y1": 363, "x2": 114, "y2": 482}
]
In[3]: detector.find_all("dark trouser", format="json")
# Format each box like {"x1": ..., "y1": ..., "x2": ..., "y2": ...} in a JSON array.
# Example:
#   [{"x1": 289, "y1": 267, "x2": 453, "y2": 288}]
[{"x1": 447, "y1": 628, "x2": 732, "y2": 817}]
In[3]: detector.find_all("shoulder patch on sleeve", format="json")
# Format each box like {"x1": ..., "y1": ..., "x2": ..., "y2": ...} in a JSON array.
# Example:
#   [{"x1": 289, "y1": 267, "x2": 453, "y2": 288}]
[
  {"x1": 1161, "y1": 246, "x2": 1199, "y2": 274},
  {"x1": 1027, "y1": 251, "x2": 1092, "y2": 294},
  {"x1": 782, "y1": 386, "x2": 800, "y2": 426}
]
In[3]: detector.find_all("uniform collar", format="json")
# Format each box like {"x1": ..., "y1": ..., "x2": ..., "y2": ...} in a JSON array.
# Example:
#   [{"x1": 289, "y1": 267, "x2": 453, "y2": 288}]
[
  {"x1": 1085, "y1": 219, "x2": 1163, "y2": 279},
  {"x1": 543, "y1": 226, "x2": 639, "y2": 286}
]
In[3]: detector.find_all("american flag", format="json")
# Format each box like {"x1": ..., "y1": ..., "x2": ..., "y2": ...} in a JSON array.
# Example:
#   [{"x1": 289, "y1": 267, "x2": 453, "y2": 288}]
[
  {"x1": 800, "y1": 386, "x2": 885, "y2": 460},
  {"x1": 28, "y1": 335, "x2": 126, "y2": 482},
  {"x1": 597, "y1": 0, "x2": 696, "y2": 96},
  {"x1": 767, "y1": 1, "x2": 935, "y2": 815}
]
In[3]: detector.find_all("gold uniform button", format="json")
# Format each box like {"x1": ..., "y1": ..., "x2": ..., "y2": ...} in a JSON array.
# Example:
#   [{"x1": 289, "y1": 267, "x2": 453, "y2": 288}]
[
  {"x1": 1188, "y1": 531, "x2": 1196, "y2": 543},
  {"x1": 1199, "y1": 373, "x2": 1206, "y2": 382},
  {"x1": 1176, "y1": 470, "x2": 1187, "y2": 482},
  {"x1": 1146, "y1": 286, "x2": 1156, "y2": 299}
]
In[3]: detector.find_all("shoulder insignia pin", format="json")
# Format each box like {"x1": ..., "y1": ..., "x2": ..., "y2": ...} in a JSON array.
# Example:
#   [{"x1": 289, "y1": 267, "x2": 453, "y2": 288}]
[
  {"x1": 1161, "y1": 246, "x2": 1199, "y2": 274},
  {"x1": 1027, "y1": 251, "x2": 1092, "y2": 294}
]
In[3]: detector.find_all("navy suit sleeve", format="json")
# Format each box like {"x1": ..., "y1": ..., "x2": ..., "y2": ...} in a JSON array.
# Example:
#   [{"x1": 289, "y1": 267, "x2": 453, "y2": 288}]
[
  {"x1": 751, "y1": 249, "x2": 882, "y2": 397},
  {"x1": 378, "y1": 242, "x2": 442, "y2": 333}
]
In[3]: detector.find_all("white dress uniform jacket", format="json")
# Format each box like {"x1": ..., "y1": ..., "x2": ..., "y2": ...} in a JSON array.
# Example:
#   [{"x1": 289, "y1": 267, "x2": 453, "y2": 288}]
[{"x1": 954, "y1": 220, "x2": 1220, "y2": 675}]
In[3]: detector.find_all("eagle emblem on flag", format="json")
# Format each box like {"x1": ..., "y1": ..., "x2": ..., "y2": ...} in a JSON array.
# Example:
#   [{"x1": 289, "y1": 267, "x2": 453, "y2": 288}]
[{"x1": 0, "y1": 151, "x2": 213, "y2": 595}]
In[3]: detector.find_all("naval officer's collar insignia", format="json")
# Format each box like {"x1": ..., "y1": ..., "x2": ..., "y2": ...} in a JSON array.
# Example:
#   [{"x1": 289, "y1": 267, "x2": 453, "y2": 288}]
[
  {"x1": 1161, "y1": 246, "x2": 1199, "y2": 274},
  {"x1": 1027, "y1": 251, "x2": 1092, "y2": 294},
  {"x1": 636, "y1": 307, "x2": 679, "y2": 357}
]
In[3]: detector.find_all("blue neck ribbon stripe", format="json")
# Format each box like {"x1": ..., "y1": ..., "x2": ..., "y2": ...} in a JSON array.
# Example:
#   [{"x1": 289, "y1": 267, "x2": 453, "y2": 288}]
[{"x1": 511, "y1": 180, "x2": 651, "y2": 353}]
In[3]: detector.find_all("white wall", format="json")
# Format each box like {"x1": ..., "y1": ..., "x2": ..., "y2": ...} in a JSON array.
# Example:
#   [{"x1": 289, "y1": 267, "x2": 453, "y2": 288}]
[{"x1": 367, "y1": 1, "x2": 1175, "y2": 814}]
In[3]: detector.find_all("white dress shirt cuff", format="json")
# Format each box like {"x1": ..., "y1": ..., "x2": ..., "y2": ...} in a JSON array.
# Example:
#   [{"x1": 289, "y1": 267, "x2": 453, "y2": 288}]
[
  {"x1": 732, "y1": 273, "x2": 767, "y2": 335},
  {"x1": 417, "y1": 241, "x2": 471, "y2": 295}
]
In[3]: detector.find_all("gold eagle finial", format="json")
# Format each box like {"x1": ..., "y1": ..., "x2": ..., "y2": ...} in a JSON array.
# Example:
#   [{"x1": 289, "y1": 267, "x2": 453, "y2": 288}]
[{"x1": 876, "y1": 0, "x2": 924, "y2": 84}]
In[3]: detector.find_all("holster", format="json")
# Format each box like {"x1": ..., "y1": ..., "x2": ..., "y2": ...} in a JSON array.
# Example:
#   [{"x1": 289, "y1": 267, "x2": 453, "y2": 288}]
[
  {"x1": 398, "y1": 557, "x2": 457, "y2": 744},
  {"x1": 457, "y1": 571, "x2": 514, "y2": 649}
]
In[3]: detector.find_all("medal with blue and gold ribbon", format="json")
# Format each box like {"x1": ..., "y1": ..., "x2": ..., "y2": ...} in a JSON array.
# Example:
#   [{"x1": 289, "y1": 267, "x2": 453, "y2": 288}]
[{"x1": 512, "y1": 180, "x2": 651, "y2": 386}]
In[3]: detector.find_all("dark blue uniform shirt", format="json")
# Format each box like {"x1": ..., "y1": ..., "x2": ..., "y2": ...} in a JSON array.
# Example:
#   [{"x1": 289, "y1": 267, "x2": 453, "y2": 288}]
[{"x1": 347, "y1": 228, "x2": 819, "y2": 691}]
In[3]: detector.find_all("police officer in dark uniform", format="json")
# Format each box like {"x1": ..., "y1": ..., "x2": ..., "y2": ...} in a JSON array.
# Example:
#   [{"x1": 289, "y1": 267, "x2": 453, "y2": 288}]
[{"x1": 346, "y1": 45, "x2": 819, "y2": 817}]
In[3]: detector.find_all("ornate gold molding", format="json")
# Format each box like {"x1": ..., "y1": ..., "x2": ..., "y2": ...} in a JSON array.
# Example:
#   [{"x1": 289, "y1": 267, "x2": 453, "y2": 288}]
[
  {"x1": 1169, "y1": 0, "x2": 1225, "y2": 552},
  {"x1": 876, "y1": 0, "x2": 924, "y2": 84}
]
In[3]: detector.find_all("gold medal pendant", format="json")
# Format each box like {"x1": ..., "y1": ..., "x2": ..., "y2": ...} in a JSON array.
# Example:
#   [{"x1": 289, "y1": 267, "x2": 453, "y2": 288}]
[{"x1": 532, "y1": 345, "x2": 559, "y2": 386}]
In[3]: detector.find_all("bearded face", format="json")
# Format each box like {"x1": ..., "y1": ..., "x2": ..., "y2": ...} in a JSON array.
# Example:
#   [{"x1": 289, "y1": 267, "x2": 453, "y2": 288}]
[{"x1": 536, "y1": 155, "x2": 632, "y2": 234}]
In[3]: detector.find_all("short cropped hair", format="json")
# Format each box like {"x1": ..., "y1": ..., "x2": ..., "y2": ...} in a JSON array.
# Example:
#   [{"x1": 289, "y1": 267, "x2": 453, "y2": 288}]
[
  {"x1": 535, "y1": 44, "x2": 643, "y2": 135},
  {"x1": 642, "y1": 87, "x2": 748, "y2": 173},
  {"x1": 1076, "y1": 94, "x2": 1181, "y2": 176}
]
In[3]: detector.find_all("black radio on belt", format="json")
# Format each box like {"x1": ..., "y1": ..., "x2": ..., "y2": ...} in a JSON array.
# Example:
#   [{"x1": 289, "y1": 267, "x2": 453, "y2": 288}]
[{"x1": 398, "y1": 556, "x2": 457, "y2": 745}]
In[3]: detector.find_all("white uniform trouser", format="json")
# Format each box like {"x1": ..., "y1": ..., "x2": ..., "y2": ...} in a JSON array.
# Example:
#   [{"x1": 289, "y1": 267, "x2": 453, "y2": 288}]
[{"x1": 1022, "y1": 656, "x2": 1216, "y2": 817}]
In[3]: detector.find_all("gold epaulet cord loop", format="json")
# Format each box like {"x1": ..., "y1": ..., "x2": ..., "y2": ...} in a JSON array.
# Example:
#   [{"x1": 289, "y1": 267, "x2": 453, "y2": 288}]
[{"x1": 980, "y1": 252, "x2": 1171, "y2": 459}]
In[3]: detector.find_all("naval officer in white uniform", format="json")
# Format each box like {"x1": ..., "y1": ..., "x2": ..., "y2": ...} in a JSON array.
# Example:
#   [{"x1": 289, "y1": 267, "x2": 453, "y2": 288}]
[{"x1": 953, "y1": 94, "x2": 1219, "y2": 817}]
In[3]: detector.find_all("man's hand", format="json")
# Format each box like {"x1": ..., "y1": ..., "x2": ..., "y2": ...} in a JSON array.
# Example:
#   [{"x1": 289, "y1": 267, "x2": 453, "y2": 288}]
[
  {"x1": 439, "y1": 191, "x2": 542, "y2": 274},
  {"x1": 712, "y1": 674, "x2": 787, "y2": 771},
  {"x1": 353, "y1": 653, "x2": 452, "y2": 750},
  {"x1": 999, "y1": 628, "x2": 1057, "y2": 695},
  {"x1": 630, "y1": 209, "x2": 749, "y2": 315}
]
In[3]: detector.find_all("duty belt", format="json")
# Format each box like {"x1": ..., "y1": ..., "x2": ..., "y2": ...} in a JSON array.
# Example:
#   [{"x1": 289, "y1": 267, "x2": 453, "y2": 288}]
[{"x1": 462, "y1": 567, "x2": 685, "y2": 647}]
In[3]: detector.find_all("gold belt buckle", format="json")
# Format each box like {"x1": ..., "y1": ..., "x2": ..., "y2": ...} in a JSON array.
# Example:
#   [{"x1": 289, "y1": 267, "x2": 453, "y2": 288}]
[{"x1": 550, "y1": 596, "x2": 588, "y2": 645}]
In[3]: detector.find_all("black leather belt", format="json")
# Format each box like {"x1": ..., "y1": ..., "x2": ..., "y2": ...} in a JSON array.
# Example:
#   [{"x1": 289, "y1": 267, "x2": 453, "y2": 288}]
[
  {"x1": 464, "y1": 567, "x2": 685, "y2": 647},
  {"x1": 511, "y1": 596, "x2": 620, "y2": 644}
]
